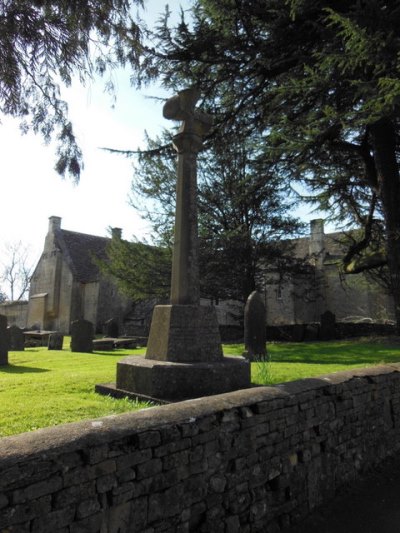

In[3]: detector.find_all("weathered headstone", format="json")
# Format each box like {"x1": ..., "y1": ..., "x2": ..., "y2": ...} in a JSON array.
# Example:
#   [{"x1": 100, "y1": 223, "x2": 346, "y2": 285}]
[
  {"x1": 48, "y1": 332, "x2": 64, "y2": 350},
  {"x1": 243, "y1": 291, "x2": 267, "y2": 361},
  {"x1": 70, "y1": 319, "x2": 94, "y2": 353},
  {"x1": 96, "y1": 88, "x2": 250, "y2": 402},
  {"x1": 304, "y1": 323, "x2": 320, "y2": 341},
  {"x1": 7, "y1": 325, "x2": 25, "y2": 351},
  {"x1": 105, "y1": 318, "x2": 119, "y2": 338},
  {"x1": 320, "y1": 310, "x2": 336, "y2": 341},
  {"x1": 0, "y1": 314, "x2": 8, "y2": 365}
]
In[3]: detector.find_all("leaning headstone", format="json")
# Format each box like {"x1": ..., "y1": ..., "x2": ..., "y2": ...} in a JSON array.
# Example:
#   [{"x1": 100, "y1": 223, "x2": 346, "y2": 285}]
[
  {"x1": 48, "y1": 332, "x2": 64, "y2": 350},
  {"x1": 70, "y1": 319, "x2": 94, "y2": 353},
  {"x1": 320, "y1": 310, "x2": 336, "y2": 340},
  {"x1": 0, "y1": 314, "x2": 8, "y2": 365},
  {"x1": 243, "y1": 291, "x2": 267, "y2": 361},
  {"x1": 105, "y1": 318, "x2": 119, "y2": 338},
  {"x1": 8, "y1": 325, "x2": 25, "y2": 351}
]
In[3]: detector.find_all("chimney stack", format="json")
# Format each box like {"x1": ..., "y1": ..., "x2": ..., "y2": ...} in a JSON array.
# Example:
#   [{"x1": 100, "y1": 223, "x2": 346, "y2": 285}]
[
  {"x1": 48, "y1": 216, "x2": 61, "y2": 233},
  {"x1": 309, "y1": 218, "x2": 325, "y2": 264},
  {"x1": 111, "y1": 227, "x2": 122, "y2": 240},
  {"x1": 45, "y1": 216, "x2": 61, "y2": 252}
]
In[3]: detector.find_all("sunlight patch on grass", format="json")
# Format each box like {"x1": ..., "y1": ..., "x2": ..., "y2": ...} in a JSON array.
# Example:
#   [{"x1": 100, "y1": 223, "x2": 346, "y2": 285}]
[
  {"x1": 1, "y1": 338, "x2": 400, "y2": 437},
  {"x1": 0, "y1": 346, "x2": 149, "y2": 437},
  {"x1": 223, "y1": 339, "x2": 400, "y2": 385}
]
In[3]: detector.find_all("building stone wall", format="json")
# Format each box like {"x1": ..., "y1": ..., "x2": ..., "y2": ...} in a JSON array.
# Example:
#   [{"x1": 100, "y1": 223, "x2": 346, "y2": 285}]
[
  {"x1": 264, "y1": 220, "x2": 394, "y2": 325},
  {"x1": 20, "y1": 216, "x2": 395, "y2": 331},
  {"x1": 69, "y1": 282, "x2": 84, "y2": 329},
  {"x1": 322, "y1": 264, "x2": 394, "y2": 322},
  {"x1": 28, "y1": 249, "x2": 75, "y2": 331},
  {"x1": 96, "y1": 278, "x2": 133, "y2": 335},
  {"x1": 0, "y1": 301, "x2": 28, "y2": 328},
  {"x1": 25, "y1": 217, "x2": 132, "y2": 334},
  {"x1": 1, "y1": 364, "x2": 400, "y2": 532},
  {"x1": 55, "y1": 269, "x2": 74, "y2": 333},
  {"x1": 264, "y1": 275, "x2": 297, "y2": 325},
  {"x1": 26, "y1": 293, "x2": 47, "y2": 329},
  {"x1": 82, "y1": 282, "x2": 100, "y2": 328},
  {"x1": 200, "y1": 298, "x2": 244, "y2": 327}
]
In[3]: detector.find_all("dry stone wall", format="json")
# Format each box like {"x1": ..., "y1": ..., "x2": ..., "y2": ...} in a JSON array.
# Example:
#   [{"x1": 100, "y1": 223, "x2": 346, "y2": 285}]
[{"x1": 1, "y1": 364, "x2": 400, "y2": 532}]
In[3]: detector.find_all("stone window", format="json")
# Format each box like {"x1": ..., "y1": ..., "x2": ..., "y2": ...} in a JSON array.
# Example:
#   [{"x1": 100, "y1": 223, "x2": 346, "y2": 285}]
[{"x1": 276, "y1": 286, "x2": 283, "y2": 301}]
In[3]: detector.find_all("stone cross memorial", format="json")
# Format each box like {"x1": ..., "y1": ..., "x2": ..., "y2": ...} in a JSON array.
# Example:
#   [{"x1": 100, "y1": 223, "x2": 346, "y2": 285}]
[{"x1": 97, "y1": 88, "x2": 250, "y2": 402}]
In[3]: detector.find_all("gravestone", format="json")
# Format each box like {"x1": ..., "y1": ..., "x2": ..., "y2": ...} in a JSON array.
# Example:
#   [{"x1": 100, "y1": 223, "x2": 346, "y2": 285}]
[
  {"x1": 304, "y1": 323, "x2": 320, "y2": 341},
  {"x1": 292, "y1": 323, "x2": 305, "y2": 342},
  {"x1": 104, "y1": 318, "x2": 119, "y2": 338},
  {"x1": 70, "y1": 319, "x2": 94, "y2": 353},
  {"x1": 48, "y1": 332, "x2": 64, "y2": 350},
  {"x1": 97, "y1": 88, "x2": 250, "y2": 402},
  {"x1": 93, "y1": 338, "x2": 115, "y2": 351},
  {"x1": 243, "y1": 291, "x2": 267, "y2": 361},
  {"x1": 0, "y1": 314, "x2": 8, "y2": 365},
  {"x1": 8, "y1": 325, "x2": 25, "y2": 351},
  {"x1": 320, "y1": 310, "x2": 336, "y2": 340}
]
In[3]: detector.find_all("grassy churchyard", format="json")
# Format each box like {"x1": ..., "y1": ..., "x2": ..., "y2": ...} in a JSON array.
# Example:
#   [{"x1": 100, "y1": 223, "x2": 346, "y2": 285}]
[{"x1": 1, "y1": 337, "x2": 400, "y2": 437}]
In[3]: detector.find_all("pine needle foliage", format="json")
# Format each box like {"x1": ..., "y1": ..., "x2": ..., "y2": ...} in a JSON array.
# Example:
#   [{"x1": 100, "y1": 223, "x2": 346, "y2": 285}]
[
  {"x1": 0, "y1": 0, "x2": 144, "y2": 180},
  {"x1": 135, "y1": 0, "x2": 400, "y2": 330}
]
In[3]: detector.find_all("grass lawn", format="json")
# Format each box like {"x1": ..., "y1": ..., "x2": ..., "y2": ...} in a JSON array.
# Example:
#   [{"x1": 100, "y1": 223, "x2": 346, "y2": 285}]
[
  {"x1": 0, "y1": 343, "x2": 150, "y2": 438},
  {"x1": 245, "y1": 338, "x2": 400, "y2": 385},
  {"x1": 1, "y1": 337, "x2": 400, "y2": 437}
]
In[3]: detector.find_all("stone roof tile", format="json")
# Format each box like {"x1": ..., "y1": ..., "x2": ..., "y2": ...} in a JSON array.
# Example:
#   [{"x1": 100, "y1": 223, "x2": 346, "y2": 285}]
[{"x1": 55, "y1": 229, "x2": 109, "y2": 283}]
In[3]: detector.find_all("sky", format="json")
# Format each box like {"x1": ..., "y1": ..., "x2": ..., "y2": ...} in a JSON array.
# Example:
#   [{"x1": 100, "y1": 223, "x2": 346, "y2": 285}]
[
  {"x1": 0, "y1": 0, "x2": 189, "y2": 270},
  {"x1": 0, "y1": 0, "x2": 321, "y2": 276}
]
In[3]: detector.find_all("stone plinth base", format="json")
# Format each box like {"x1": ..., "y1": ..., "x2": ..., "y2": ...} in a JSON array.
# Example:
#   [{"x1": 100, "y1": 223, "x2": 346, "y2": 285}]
[
  {"x1": 145, "y1": 305, "x2": 222, "y2": 362},
  {"x1": 97, "y1": 355, "x2": 251, "y2": 403}
]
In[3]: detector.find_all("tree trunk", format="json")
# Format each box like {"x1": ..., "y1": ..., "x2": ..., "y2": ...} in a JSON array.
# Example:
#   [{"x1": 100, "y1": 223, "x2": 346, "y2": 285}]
[{"x1": 370, "y1": 118, "x2": 400, "y2": 333}]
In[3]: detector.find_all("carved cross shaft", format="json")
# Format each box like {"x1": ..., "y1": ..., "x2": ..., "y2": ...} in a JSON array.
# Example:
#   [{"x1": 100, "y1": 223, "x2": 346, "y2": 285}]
[{"x1": 163, "y1": 88, "x2": 212, "y2": 305}]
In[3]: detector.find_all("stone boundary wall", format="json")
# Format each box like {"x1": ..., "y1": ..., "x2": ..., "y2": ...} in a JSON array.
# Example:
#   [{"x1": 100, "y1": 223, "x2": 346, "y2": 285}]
[
  {"x1": 0, "y1": 301, "x2": 28, "y2": 329},
  {"x1": 2, "y1": 364, "x2": 400, "y2": 532}
]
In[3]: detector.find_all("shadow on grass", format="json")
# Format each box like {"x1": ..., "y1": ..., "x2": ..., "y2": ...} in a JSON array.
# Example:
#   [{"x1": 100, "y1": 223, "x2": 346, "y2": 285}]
[{"x1": 0, "y1": 365, "x2": 50, "y2": 374}]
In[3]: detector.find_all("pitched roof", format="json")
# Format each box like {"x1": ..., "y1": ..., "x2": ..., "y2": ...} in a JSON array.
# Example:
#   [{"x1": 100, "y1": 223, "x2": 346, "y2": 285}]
[{"x1": 54, "y1": 229, "x2": 110, "y2": 283}]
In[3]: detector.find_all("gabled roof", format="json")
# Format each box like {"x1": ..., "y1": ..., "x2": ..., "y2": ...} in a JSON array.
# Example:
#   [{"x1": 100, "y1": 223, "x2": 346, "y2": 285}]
[{"x1": 54, "y1": 229, "x2": 109, "y2": 283}]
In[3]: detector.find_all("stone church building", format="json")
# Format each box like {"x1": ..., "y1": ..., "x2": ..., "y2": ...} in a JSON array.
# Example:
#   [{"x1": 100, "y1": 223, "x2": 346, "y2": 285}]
[
  {"x1": 264, "y1": 219, "x2": 394, "y2": 325},
  {"x1": 1, "y1": 216, "x2": 394, "y2": 333},
  {"x1": 26, "y1": 216, "x2": 132, "y2": 333}
]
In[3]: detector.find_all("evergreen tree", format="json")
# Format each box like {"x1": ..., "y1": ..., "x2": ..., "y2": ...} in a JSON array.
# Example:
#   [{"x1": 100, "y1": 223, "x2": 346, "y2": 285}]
[
  {"x1": 128, "y1": 124, "x2": 303, "y2": 302},
  {"x1": 100, "y1": 236, "x2": 172, "y2": 302},
  {"x1": 137, "y1": 0, "x2": 400, "y2": 329},
  {"x1": 0, "y1": 0, "x2": 144, "y2": 180}
]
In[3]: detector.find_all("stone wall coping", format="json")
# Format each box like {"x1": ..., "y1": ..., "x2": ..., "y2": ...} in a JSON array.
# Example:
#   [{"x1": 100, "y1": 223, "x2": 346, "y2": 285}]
[{"x1": 1, "y1": 363, "x2": 400, "y2": 467}]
